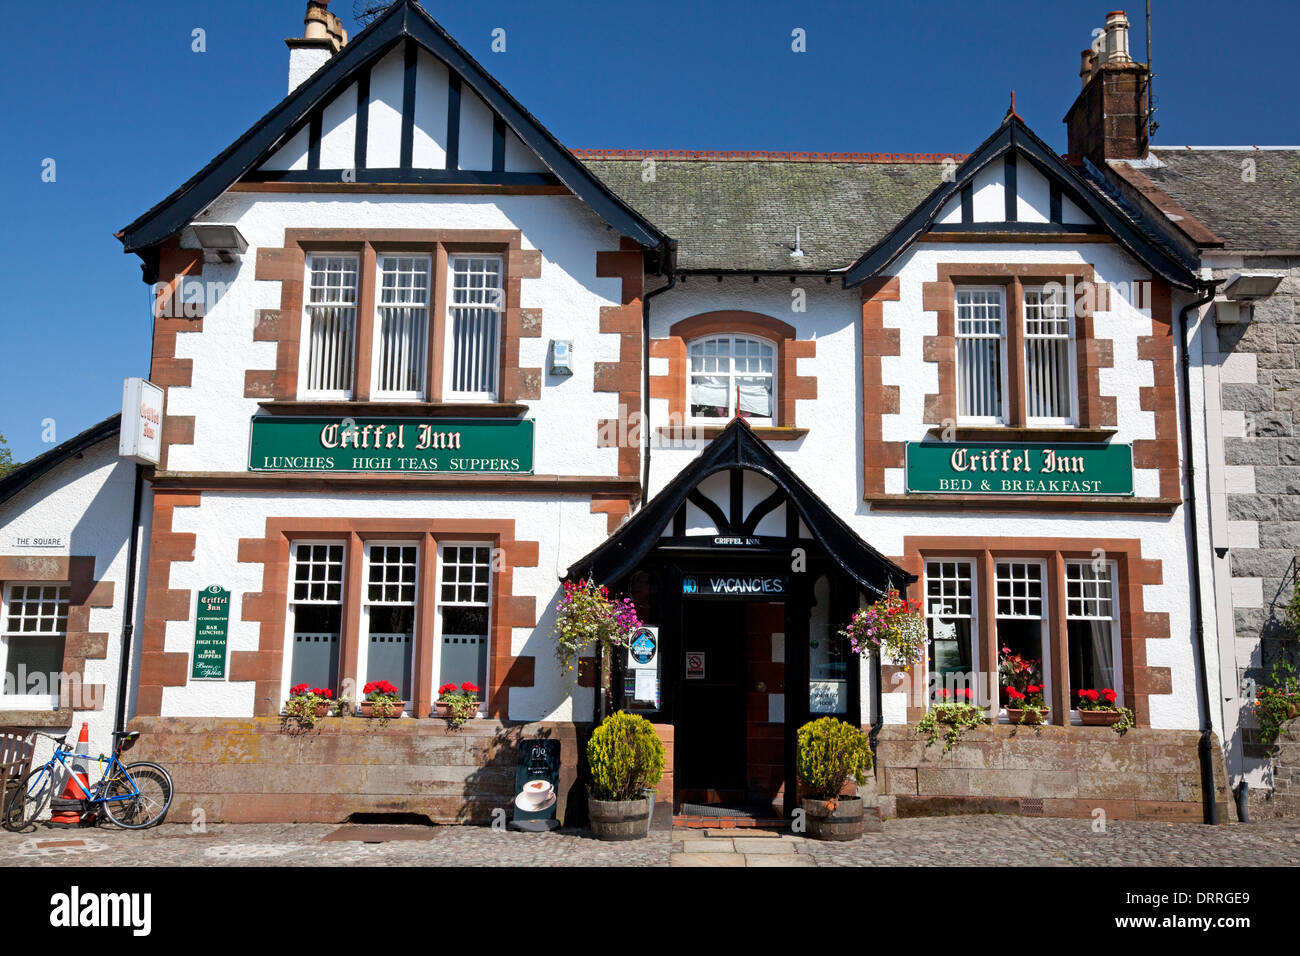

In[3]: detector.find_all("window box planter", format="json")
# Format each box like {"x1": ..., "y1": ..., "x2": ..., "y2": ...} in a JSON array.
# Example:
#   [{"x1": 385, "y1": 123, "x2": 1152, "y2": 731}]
[
  {"x1": 1005, "y1": 708, "x2": 1047, "y2": 725},
  {"x1": 1079, "y1": 709, "x2": 1123, "y2": 726},
  {"x1": 802, "y1": 796, "x2": 865, "y2": 841},
  {"x1": 359, "y1": 701, "x2": 403, "y2": 719},
  {"x1": 434, "y1": 701, "x2": 479, "y2": 723}
]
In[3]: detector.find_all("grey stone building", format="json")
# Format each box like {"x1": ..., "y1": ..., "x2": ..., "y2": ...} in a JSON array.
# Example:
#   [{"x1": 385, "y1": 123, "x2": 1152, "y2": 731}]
[{"x1": 1107, "y1": 145, "x2": 1300, "y2": 795}]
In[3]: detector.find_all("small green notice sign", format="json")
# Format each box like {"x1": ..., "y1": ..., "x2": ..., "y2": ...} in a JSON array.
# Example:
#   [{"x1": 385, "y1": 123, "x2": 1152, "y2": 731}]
[
  {"x1": 192, "y1": 585, "x2": 230, "y2": 680},
  {"x1": 248, "y1": 416, "x2": 534, "y2": 474},
  {"x1": 905, "y1": 442, "x2": 1134, "y2": 496}
]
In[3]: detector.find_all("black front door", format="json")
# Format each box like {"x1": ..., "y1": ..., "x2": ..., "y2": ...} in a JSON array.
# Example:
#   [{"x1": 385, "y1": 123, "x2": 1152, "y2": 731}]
[{"x1": 677, "y1": 600, "x2": 747, "y2": 796}]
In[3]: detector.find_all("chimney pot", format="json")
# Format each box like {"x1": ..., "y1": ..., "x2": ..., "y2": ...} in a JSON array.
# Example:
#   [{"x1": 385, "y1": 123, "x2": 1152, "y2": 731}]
[
  {"x1": 287, "y1": 0, "x2": 347, "y2": 94},
  {"x1": 1079, "y1": 48, "x2": 1096, "y2": 88},
  {"x1": 1100, "y1": 9, "x2": 1133, "y2": 65}
]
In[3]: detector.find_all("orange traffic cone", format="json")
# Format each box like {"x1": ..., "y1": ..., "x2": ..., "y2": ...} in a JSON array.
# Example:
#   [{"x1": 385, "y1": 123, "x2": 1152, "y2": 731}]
[{"x1": 48, "y1": 723, "x2": 92, "y2": 828}]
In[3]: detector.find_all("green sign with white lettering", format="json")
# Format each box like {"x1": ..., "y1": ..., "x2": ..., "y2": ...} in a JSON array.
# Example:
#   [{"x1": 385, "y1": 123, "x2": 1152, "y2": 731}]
[
  {"x1": 192, "y1": 585, "x2": 230, "y2": 680},
  {"x1": 248, "y1": 417, "x2": 534, "y2": 474},
  {"x1": 904, "y1": 442, "x2": 1134, "y2": 496}
]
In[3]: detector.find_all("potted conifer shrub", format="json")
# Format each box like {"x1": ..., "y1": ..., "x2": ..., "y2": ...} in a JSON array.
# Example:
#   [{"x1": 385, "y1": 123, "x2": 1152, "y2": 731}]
[
  {"x1": 797, "y1": 717, "x2": 875, "y2": 841},
  {"x1": 585, "y1": 711, "x2": 665, "y2": 840}
]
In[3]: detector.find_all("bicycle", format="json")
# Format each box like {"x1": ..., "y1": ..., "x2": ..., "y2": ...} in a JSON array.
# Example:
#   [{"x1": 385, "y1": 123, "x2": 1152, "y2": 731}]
[{"x1": 2, "y1": 730, "x2": 174, "y2": 832}]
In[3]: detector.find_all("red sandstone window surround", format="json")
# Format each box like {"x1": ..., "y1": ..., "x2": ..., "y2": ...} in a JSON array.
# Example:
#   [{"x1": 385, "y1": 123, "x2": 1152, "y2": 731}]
[
  {"x1": 901, "y1": 537, "x2": 1161, "y2": 728},
  {"x1": 650, "y1": 311, "x2": 816, "y2": 438},
  {"x1": 281, "y1": 534, "x2": 496, "y2": 716},
  {"x1": 253, "y1": 229, "x2": 541, "y2": 409}
]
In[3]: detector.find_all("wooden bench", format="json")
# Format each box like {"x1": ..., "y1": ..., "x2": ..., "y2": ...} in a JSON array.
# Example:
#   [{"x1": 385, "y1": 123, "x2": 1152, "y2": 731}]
[{"x1": 0, "y1": 729, "x2": 36, "y2": 804}]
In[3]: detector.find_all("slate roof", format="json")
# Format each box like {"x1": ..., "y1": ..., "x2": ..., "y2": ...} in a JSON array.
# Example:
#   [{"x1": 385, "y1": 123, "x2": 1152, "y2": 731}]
[
  {"x1": 579, "y1": 153, "x2": 956, "y2": 273},
  {"x1": 1134, "y1": 148, "x2": 1300, "y2": 251},
  {"x1": 0, "y1": 415, "x2": 120, "y2": 508}
]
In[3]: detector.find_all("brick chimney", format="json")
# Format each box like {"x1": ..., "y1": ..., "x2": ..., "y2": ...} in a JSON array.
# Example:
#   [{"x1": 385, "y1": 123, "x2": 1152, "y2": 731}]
[
  {"x1": 286, "y1": 1, "x2": 349, "y2": 94},
  {"x1": 1064, "y1": 10, "x2": 1149, "y2": 164}
]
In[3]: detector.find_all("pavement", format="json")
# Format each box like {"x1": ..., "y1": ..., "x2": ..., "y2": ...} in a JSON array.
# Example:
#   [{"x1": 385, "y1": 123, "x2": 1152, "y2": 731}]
[{"x1": 3, "y1": 815, "x2": 1300, "y2": 866}]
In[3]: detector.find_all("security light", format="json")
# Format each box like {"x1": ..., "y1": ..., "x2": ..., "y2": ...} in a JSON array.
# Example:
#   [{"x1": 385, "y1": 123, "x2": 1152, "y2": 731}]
[
  {"x1": 190, "y1": 223, "x2": 249, "y2": 264},
  {"x1": 1222, "y1": 272, "x2": 1284, "y2": 301}
]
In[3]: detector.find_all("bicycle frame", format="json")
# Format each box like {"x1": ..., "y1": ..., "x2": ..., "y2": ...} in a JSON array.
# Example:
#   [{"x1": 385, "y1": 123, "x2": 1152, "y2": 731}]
[{"x1": 31, "y1": 746, "x2": 140, "y2": 805}]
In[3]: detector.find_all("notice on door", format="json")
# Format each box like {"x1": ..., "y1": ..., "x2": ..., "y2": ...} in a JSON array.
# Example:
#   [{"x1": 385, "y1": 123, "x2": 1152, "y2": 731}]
[{"x1": 686, "y1": 652, "x2": 705, "y2": 680}]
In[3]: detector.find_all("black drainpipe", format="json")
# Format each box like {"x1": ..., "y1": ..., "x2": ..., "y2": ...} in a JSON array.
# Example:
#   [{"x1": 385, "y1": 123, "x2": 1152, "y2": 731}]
[
  {"x1": 641, "y1": 267, "x2": 677, "y2": 497},
  {"x1": 1177, "y1": 280, "x2": 1221, "y2": 824},
  {"x1": 113, "y1": 463, "x2": 145, "y2": 735}
]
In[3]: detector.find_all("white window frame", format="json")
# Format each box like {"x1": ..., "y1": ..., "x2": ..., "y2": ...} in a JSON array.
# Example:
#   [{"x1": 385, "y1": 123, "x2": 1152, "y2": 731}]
[
  {"x1": 433, "y1": 542, "x2": 493, "y2": 715},
  {"x1": 1023, "y1": 285, "x2": 1079, "y2": 426},
  {"x1": 0, "y1": 582, "x2": 69, "y2": 710},
  {"x1": 1065, "y1": 559, "x2": 1123, "y2": 718},
  {"x1": 370, "y1": 254, "x2": 432, "y2": 401},
  {"x1": 954, "y1": 286, "x2": 1009, "y2": 425},
  {"x1": 923, "y1": 559, "x2": 979, "y2": 706},
  {"x1": 686, "y1": 333, "x2": 778, "y2": 426},
  {"x1": 355, "y1": 541, "x2": 420, "y2": 711},
  {"x1": 443, "y1": 255, "x2": 504, "y2": 403},
  {"x1": 298, "y1": 254, "x2": 361, "y2": 401},
  {"x1": 281, "y1": 539, "x2": 347, "y2": 702},
  {"x1": 994, "y1": 558, "x2": 1052, "y2": 721}
]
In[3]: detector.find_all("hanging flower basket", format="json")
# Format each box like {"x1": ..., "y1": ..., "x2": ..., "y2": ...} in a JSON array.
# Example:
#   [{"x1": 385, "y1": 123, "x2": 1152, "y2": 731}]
[
  {"x1": 839, "y1": 589, "x2": 926, "y2": 667},
  {"x1": 552, "y1": 579, "x2": 641, "y2": 682}
]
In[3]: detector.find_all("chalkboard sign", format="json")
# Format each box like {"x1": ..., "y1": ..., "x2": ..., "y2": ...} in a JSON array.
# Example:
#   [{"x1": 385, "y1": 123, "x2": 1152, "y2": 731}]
[
  {"x1": 511, "y1": 738, "x2": 561, "y2": 832},
  {"x1": 191, "y1": 585, "x2": 230, "y2": 680}
]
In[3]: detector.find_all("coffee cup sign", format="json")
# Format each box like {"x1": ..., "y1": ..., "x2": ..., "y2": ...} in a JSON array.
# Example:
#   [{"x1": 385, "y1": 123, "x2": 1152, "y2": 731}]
[{"x1": 511, "y1": 738, "x2": 561, "y2": 831}]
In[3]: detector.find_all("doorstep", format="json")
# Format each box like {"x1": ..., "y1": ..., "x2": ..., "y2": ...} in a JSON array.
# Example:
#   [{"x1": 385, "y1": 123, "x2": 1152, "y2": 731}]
[{"x1": 673, "y1": 814, "x2": 787, "y2": 829}]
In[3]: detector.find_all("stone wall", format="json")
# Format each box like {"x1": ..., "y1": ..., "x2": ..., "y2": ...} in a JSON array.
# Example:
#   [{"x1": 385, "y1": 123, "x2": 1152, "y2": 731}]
[
  {"x1": 1213, "y1": 257, "x2": 1300, "y2": 767},
  {"x1": 128, "y1": 717, "x2": 593, "y2": 825},
  {"x1": 875, "y1": 724, "x2": 1231, "y2": 822},
  {"x1": 1248, "y1": 717, "x2": 1300, "y2": 820}
]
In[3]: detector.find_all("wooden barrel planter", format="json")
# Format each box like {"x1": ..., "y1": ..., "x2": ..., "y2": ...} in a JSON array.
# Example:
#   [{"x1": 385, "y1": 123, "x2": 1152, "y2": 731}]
[
  {"x1": 588, "y1": 797, "x2": 650, "y2": 841},
  {"x1": 802, "y1": 796, "x2": 864, "y2": 841}
]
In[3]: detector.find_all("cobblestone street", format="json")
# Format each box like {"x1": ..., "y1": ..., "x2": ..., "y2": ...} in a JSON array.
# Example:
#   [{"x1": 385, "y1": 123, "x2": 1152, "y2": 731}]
[{"x1": 2, "y1": 816, "x2": 1299, "y2": 867}]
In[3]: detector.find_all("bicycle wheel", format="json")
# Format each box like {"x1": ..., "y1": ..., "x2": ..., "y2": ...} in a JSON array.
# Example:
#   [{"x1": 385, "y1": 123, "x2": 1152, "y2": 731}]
[
  {"x1": 3, "y1": 765, "x2": 57, "y2": 833},
  {"x1": 101, "y1": 762, "x2": 173, "y2": 829}
]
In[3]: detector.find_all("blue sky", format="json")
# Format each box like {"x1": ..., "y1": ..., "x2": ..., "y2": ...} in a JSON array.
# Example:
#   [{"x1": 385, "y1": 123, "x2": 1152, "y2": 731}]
[{"x1": 2, "y1": 0, "x2": 1297, "y2": 462}]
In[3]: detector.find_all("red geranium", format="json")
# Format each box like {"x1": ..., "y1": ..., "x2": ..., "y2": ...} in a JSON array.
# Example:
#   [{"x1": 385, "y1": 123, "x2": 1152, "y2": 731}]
[
  {"x1": 937, "y1": 688, "x2": 950, "y2": 700},
  {"x1": 364, "y1": 679, "x2": 400, "y2": 698},
  {"x1": 290, "y1": 683, "x2": 310, "y2": 697},
  {"x1": 960, "y1": 688, "x2": 973, "y2": 700},
  {"x1": 461, "y1": 682, "x2": 480, "y2": 695},
  {"x1": 438, "y1": 683, "x2": 457, "y2": 696},
  {"x1": 1006, "y1": 688, "x2": 1026, "y2": 702},
  {"x1": 1101, "y1": 688, "x2": 1118, "y2": 703},
  {"x1": 312, "y1": 687, "x2": 333, "y2": 699}
]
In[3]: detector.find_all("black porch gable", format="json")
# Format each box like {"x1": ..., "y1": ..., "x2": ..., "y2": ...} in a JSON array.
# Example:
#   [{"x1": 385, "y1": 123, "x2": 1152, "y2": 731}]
[{"x1": 564, "y1": 418, "x2": 913, "y2": 597}]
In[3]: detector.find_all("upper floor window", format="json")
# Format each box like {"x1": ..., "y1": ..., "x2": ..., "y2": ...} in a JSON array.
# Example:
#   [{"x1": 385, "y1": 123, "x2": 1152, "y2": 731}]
[
  {"x1": 688, "y1": 334, "x2": 776, "y2": 424},
  {"x1": 294, "y1": 246, "x2": 509, "y2": 404},
  {"x1": 445, "y1": 255, "x2": 504, "y2": 402},
  {"x1": 955, "y1": 287, "x2": 1006, "y2": 423},
  {"x1": 373, "y1": 256, "x2": 431, "y2": 400},
  {"x1": 1023, "y1": 286, "x2": 1077, "y2": 424},
  {"x1": 301, "y1": 255, "x2": 360, "y2": 399}
]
